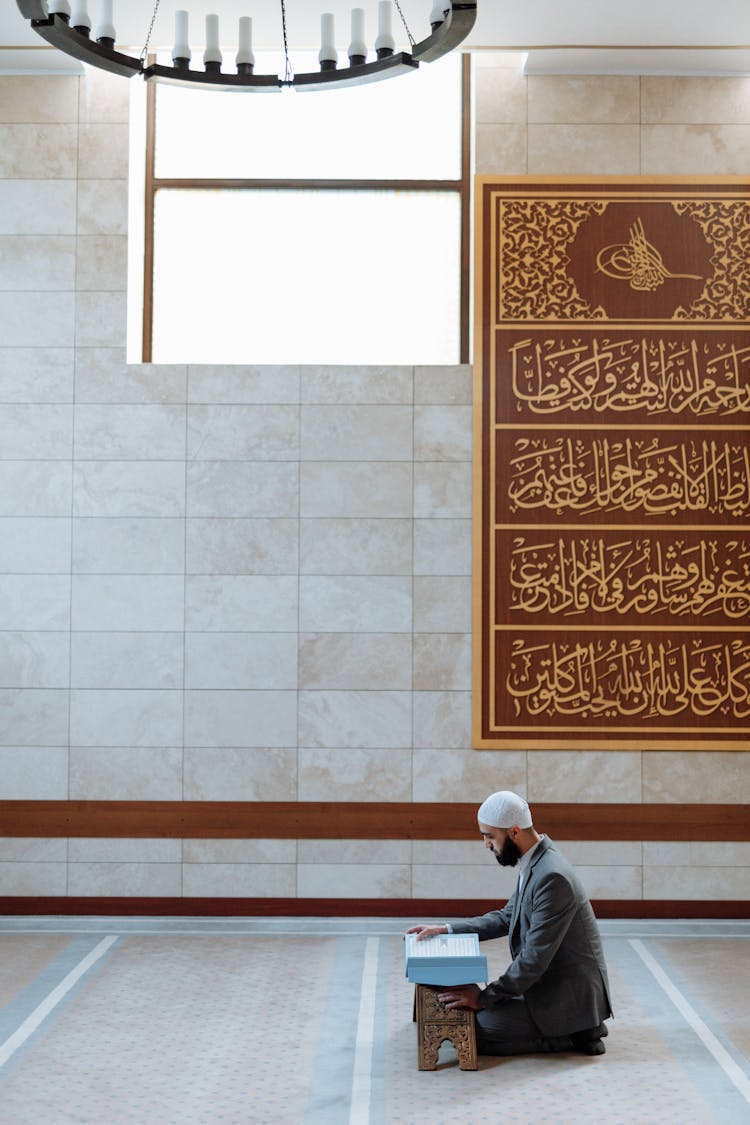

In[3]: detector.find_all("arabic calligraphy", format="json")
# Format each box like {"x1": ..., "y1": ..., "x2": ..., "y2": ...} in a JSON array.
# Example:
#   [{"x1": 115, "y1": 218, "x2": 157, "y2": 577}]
[
  {"x1": 508, "y1": 535, "x2": 750, "y2": 620},
  {"x1": 505, "y1": 635, "x2": 750, "y2": 721},
  {"x1": 506, "y1": 435, "x2": 750, "y2": 520},
  {"x1": 507, "y1": 335, "x2": 750, "y2": 418},
  {"x1": 596, "y1": 218, "x2": 702, "y2": 292}
]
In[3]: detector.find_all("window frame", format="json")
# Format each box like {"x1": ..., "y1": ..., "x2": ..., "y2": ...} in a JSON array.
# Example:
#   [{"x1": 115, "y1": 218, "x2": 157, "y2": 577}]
[{"x1": 141, "y1": 53, "x2": 472, "y2": 365}]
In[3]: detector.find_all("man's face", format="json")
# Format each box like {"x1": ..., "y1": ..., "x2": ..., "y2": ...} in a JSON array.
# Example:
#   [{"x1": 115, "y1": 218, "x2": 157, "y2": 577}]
[{"x1": 479, "y1": 822, "x2": 521, "y2": 867}]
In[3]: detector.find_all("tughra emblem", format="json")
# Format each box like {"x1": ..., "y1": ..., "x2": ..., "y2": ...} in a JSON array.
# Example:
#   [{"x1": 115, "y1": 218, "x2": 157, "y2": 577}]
[{"x1": 596, "y1": 217, "x2": 702, "y2": 292}]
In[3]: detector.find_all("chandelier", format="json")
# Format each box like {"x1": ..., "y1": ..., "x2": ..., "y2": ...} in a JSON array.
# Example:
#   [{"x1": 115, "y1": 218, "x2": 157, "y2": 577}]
[{"x1": 16, "y1": 1, "x2": 477, "y2": 91}]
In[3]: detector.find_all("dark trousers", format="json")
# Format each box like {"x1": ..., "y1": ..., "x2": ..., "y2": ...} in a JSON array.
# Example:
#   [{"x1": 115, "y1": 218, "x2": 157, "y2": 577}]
[{"x1": 475, "y1": 997, "x2": 573, "y2": 1056}]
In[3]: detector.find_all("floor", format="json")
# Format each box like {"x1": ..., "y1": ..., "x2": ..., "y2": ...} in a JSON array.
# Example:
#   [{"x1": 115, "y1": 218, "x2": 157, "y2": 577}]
[{"x1": 0, "y1": 917, "x2": 748, "y2": 1125}]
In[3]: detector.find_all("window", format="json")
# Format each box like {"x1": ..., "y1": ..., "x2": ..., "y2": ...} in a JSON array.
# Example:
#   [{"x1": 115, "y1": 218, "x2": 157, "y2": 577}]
[{"x1": 132, "y1": 52, "x2": 471, "y2": 365}]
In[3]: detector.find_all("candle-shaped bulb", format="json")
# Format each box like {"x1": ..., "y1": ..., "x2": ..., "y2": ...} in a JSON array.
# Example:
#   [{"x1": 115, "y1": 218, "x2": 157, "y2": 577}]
[
  {"x1": 375, "y1": 1, "x2": 395, "y2": 57},
  {"x1": 204, "y1": 13, "x2": 222, "y2": 70},
  {"x1": 95, "y1": 0, "x2": 116, "y2": 46},
  {"x1": 70, "y1": 2, "x2": 91, "y2": 34},
  {"x1": 48, "y1": 1, "x2": 72, "y2": 19},
  {"x1": 236, "y1": 16, "x2": 255, "y2": 69},
  {"x1": 429, "y1": 2, "x2": 447, "y2": 31},
  {"x1": 173, "y1": 10, "x2": 191, "y2": 66},
  {"x1": 319, "y1": 12, "x2": 337, "y2": 69},
  {"x1": 348, "y1": 7, "x2": 366, "y2": 66}
]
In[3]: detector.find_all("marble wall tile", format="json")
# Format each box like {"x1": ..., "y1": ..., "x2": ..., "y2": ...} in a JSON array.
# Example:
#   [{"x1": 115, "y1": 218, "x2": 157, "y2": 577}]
[
  {"x1": 412, "y1": 864, "x2": 516, "y2": 900},
  {"x1": 414, "y1": 406, "x2": 472, "y2": 462},
  {"x1": 74, "y1": 291, "x2": 128, "y2": 348},
  {"x1": 413, "y1": 691, "x2": 471, "y2": 749},
  {"x1": 185, "y1": 575, "x2": 298, "y2": 631},
  {"x1": 414, "y1": 463, "x2": 471, "y2": 518},
  {"x1": 528, "y1": 124, "x2": 640, "y2": 174},
  {"x1": 561, "y1": 842, "x2": 643, "y2": 866},
  {"x1": 413, "y1": 633, "x2": 471, "y2": 691},
  {"x1": 528, "y1": 76, "x2": 640, "y2": 123},
  {"x1": 574, "y1": 865, "x2": 643, "y2": 900},
  {"x1": 412, "y1": 749, "x2": 527, "y2": 803},
  {"x1": 187, "y1": 405, "x2": 299, "y2": 461},
  {"x1": 642, "y1": 842, "x2": 750, "y2": 867},
  {"x1": 67, "y1": 862, "x2": 182, "y2": 897},
  {"x1": 69, "y1": 746, "x2": 182, "y2": 799},
  {"x1": 77, "y1": 123, "x2": 129, "y2": 179},
  {"x1": 0, "y1": 235, "x2": 75, "y2": 290},
  {"x1": 76, "y1": 180, "x2": 128, "y2": 235},
  {"x1": 298, "y1": 747, "x2": 412, "y2": 801},
  {"x1": 413, "y1": 576, "x2": 471, "y2": 632},
  {"x1": 301, "y1": 366, "x2": 412, "y2": 405},
  {"x1": 75, "y1": 235, "x2": 128, "y2": 291},
  {"x1": 184, "y1": 690, "x2": 298, "y2": 748},
  {"x1": 297, "y1": 864, "x2": 411, "y2": 898},
  {"x1": 0, "y1": 837, "x2": 67, "y2": 861},
  {"x1": 644, "y1": 866, "x2": 750, "y2": 900},
  {"x1": 78, "y1": 69, "x2": 130, "y2": 124},
  {"x1": 0, "y1": 575, "x2": 70, "y2": 629},
  {"x1": 412, "y1": 841, "x2": 488, "y2": 865},
  {"x1": 0, "y1": 124, "x2": 78, "y2": 178},
  {"x1": 72, "y1": 575, "x2": 184, "y2": 631},
  {"x1": 182, "y1": 863, "x2": 296, "y2": 897},
  {"x1": 300, "y1": 840, "x2": 411, "y2": 864},
  {"x1": 187, "y1": 462, "x2": 298, "y2": 518},
  {"x1": 0, "y1": 862, "x2": 67, "y2": 896},
  {"x1": 0, "y1": 632, "x2": 69, "y2": 688},
  {"x1": 299, "y1": 633, "x2": 411, "y2": 691},
  {"x1": 641, "y1": 124, "x2": 750, "y2": 174},
  {"x1": 69, "y1": 690, "x2": 183, "y2": 747},
  {"x1": 299, "y1": 518, "x2": 411, "y2": 576},
  {"x1": 0, "y1": 293, "x2": 74, "y2": 347},
  {"x1": 183, "y1": 747, "x2": 298, "y2": 801},
  {"x1": 0, "y1": 404, "x2": 72, "y2": 459},
  {"x1": 0, "y1": 462, "x2": 72, "y2": 516},
  {"x1": 188, "y1": 365, "x2": 300, "y2": 404},
  {"x1": 75, "y1": 350, "x2": 187, "y2": 404},
  {"x1": 527, "y1": 751, "x2": 642, "y2": 803},
  {"x1": 185, "y1": 633, "x2": 297, "y2": 690},
  {"x1": 72, "y1": 517, "x2": 185, "y2": 574},
  {"x1": 643, "y1": 752, "x2": 750, "y2": 803},
  {"x1": 70, "y1": 632, "x2": 183, "y2": 690},
  {"x1": 183, "y1": 839, "x2": 297, "y2": 863},
  {"x1": 73, "y1": 461, "x2": 185, "y2": 517},
  {"x1": 475, "y1": 123, "x2": 527, "y2": 175},
  {"x1": 301, "y1": 462, "x2": 412, "y2": 518},
  {"x1": 299, "y1": 575, "x2": 411, "y2": 632},
  {"x1": 298, "y1": 689, "x2": 411, "y2": 749},
  {"x1": 186, "y1": 518, "x2": 298, "y2": 575},
  {"x1": 301, "y1": 405, "x2": 412, "y2": 461},
  {"x1": 413, "y1": 519, "x2": 471, "y2": 576},
  {"x1": 0, "y1": 76, "x2": 79, "y2": 123},
  {"x1": 0, "y1": 180, "x2": 76, "y2": 235},
  {"x1": 414, "y1": 366, "x2": 472, "y2": 405},
  {"x1": 0, "y1": 347, "x2": 74, "y2": 402},
  {"x1": 68, "y1": 838, "x2": 182, "y2": 862},
  {"x1": 0, "y1": 517, "x2": 71, "y2": 572},
  {"x1": 641, "y1": 76, "x2": 750, "y2": 123},
  {"x1": 0, "y1": 746, "x2": 68, "y2": 798},
  {"x1": 475, "y1": 68, "x2": 527, "y2": 124},
  {"x1": 0, "y1": 690, "x2": 68, "y2": 746}
]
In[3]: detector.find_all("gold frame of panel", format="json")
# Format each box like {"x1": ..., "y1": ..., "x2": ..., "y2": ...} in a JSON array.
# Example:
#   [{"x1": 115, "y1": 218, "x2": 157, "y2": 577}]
[{"x1": 473, "y1": 176, "x2": 750, "y2": 750}]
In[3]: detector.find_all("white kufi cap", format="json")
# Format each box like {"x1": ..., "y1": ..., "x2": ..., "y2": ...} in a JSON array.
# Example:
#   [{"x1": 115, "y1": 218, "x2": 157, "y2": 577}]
[{"x1": 477, "y1": 790, "x2": 532, "y2": 829}]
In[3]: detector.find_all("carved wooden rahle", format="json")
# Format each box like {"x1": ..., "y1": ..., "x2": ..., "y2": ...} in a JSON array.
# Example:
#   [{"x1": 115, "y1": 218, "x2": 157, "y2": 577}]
[{"x1": 414, "y1": 984, "x2": 478, "y2": 1070}]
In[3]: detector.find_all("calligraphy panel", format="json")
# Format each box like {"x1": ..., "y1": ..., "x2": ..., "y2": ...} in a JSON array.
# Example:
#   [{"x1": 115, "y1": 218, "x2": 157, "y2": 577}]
[{"x1": 474, "y1": 178, "x2": 750, "y2": 749}]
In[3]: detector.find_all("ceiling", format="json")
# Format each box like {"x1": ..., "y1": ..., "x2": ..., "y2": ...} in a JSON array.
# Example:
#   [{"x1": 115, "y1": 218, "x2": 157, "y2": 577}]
[{"x1": 2, "y1": 0, "x2": 750, "y2": 75}]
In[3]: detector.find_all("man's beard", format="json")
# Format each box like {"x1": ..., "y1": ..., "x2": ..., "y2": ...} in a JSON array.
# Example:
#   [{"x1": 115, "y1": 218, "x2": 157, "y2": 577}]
[{"x1": 495, "y1": 837, "x2": 521, "y2": 867}]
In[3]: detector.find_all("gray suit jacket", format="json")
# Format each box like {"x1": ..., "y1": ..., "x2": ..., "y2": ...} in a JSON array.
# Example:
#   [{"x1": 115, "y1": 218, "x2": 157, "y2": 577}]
[{"x1": 452, "y1": 836, "x2": 612, "y2": 1037}]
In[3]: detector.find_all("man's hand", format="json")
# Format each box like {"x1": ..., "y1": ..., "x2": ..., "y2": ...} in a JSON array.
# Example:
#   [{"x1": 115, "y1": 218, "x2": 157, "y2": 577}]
[
  {"x1": 437, "y1": 984, "x2": 483, "y2": 1011},
  {"x1": 404, "y1": 924, "x2": 449, "y2": 941}
]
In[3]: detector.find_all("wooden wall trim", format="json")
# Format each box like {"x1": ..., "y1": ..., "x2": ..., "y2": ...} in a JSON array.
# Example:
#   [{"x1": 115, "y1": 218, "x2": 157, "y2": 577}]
[
  {"x1": 0, "y1": 801, "x2": 748, "y2": 840},
  {"x1": 0, "y1": 897, "x2": 748, "y2": 919}
]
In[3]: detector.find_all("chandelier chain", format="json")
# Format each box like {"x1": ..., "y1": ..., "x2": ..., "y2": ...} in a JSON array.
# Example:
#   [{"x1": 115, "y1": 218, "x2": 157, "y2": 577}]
[
  {"x1": 140, "y1": 0, "x2": 162, "y2": 65},
  {"x1": 279, "y1": 0, "x2": 294, "y2": 83},
  {"x1": 394, "y1": 0, "x2": 416, "y2": 48}
]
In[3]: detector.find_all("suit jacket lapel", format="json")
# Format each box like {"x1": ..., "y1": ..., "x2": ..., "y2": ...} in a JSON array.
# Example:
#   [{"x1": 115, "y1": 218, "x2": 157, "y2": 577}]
[{"x1": 509, "y1": 837, "x2": 551, "y2": 946}]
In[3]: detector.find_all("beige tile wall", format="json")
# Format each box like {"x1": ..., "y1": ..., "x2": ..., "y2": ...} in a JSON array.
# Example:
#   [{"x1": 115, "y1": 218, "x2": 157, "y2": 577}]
[{"x1": 0, "y1": 64, "x2": 747, "y2": 902}]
